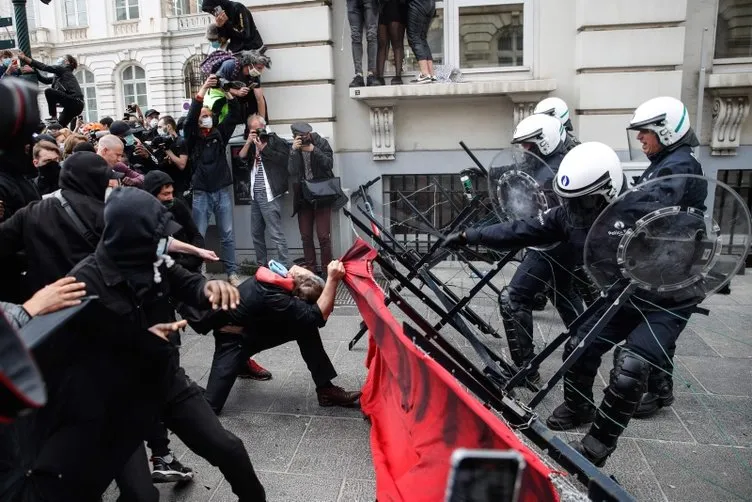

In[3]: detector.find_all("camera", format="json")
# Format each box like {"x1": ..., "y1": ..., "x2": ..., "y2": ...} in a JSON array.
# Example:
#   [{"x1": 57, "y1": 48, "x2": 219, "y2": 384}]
[
  {"x1": 296, "y1": 134, "x2": 312, "y2": 146},
  {"x1": 126, "y1": 104, "x2": 137, "y2": 114},
  {"x1": 216, "y1": 78, "x2": 247, "y2": 91},
  {"x1": 0, "y1": 78, "x2": 41, "y2": 153},
  {"x1": 255, "y1": 128, "x2": 269, "y2": 141},
  {"x1": 150, "y1": 134, "x2": 174, "y2": 152}
]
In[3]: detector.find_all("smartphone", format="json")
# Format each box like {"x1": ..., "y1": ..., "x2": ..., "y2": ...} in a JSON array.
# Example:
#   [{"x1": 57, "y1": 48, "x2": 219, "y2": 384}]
[{"x1": 445, "y1": 449, "x2": 525, "y2": 502}]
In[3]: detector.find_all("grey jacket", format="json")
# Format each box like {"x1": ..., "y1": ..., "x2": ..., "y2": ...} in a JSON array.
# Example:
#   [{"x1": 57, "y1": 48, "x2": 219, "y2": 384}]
[{"x1": 0, "y1": 301, "x2": 32, "y2": 330}]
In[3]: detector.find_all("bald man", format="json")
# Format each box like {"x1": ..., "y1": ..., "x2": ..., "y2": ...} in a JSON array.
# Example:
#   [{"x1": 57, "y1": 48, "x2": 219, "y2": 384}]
[{"x1": 97, "y1": 134, "x2": 143, "y2": 186}]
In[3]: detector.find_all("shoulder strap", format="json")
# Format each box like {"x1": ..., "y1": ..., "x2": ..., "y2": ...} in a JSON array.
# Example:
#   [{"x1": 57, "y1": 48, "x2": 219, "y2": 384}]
[{"x1": 52, "y1": 190, "x2": 99, "y2": 248}]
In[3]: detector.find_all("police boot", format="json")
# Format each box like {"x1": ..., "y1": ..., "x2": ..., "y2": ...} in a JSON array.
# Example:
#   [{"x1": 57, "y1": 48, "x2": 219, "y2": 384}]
[
  {"x1": 569, "y1": 435, "x2": 615, "y2": 468},
  {"x1": 499, "y1": 292, "x2": 540, "y2": 387},
  {"x1": 584, "y1": 349, "x2": 650, "y2": 463},
  {"x1": 546, "y1": 372, "x2": 596, "y2": 430},
  {"x1": 634, "y1": 371, "x2": 674, "y2": 419}
]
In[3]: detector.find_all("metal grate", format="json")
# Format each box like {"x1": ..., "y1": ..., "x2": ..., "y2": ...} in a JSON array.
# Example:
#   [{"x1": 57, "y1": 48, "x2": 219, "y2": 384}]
[
  {"x1": 335, "y1": 278, "x2": 390, "y2": 306},
  {"x1": 715, "y1": 169, "x2": 752, "y2": 266},
  {"x1": 184, "y1": 54, "x2": 206, "y2": 99}
]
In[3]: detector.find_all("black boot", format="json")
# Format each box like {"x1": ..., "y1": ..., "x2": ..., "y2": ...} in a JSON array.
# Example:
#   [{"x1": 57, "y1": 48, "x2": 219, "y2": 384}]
[
  {"x1": 569, "y1": 435, "x2": 616, "y2": 467},
  {"x1": 634, "y1": 371, "x2": 674, "y2": 419},
  {"x1": 546, "y1": 372, "x2": 596, "y2": 430}
]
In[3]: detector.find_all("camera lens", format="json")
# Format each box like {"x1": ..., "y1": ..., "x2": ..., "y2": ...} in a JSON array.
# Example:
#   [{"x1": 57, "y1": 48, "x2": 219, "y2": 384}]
[{"x1": 0, "y1": 78, "x2": 41, "y2": 152}]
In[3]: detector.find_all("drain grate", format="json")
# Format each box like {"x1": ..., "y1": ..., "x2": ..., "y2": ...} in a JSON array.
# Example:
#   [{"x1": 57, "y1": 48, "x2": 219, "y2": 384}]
[{"x1": 335, "y1": 277, "x2": 390, "y2": 306}]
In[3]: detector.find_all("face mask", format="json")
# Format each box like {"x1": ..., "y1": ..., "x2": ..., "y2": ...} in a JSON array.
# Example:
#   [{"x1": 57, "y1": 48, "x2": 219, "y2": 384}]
[
  {"x1": 179, "y1": 130, "x2": 185, "y2": 138},
  {"x1": 149, "y1": 118, "x2": 159, "y2": 128},
  {"x1": 104, "y1": 186, "x2": 114, "y2": 201},
  {"x1": 162, "y1": 199, "x2": 174, "y2": 209},
  {"x1": 159, "y1": 129, "x2": 171, "y2": 137},
  {"x1": 248, "y1": 67, "x2": 262, "y2": 78},
  {"x1": 124, "y1": 134, "x2": 136, "y2": 147},
  {"x1": 211, "y1": 41, "x2": 220, "y2": 49},
  {"x1": 39, "y1": 161, "x2": 60, "y2": 175},
  {"x1": 200, "y1": 116, "x2": 213, "y2": 129},
  {"x1": 2, "y1": 58, "x2": 11, "y2": 67},
  {"x1": 56, "y1": 58, "x2": 65, "y2": 66}
]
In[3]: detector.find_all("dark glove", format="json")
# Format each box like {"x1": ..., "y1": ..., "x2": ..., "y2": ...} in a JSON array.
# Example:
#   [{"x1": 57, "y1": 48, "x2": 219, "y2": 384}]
[{"x1": 442, "y1": 230, "x2": 468, "y2": 249}]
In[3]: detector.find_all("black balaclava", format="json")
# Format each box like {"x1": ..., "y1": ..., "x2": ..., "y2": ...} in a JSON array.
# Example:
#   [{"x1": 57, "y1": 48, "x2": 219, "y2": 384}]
[{"x1": 100, "y1": 187, "x2": 182, "y2": 292}]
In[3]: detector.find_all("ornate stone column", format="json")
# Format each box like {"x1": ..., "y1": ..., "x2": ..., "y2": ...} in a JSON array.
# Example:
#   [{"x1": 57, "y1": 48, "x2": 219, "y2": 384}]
[
  {"x1": 512, "y1": 101, "x2": 537, "y2": 126},
  {"x1": 368, "y1": 104, "x2": 395, "y2": 161},
  {"x1": 711, "y1": 92, "x2": 751, "y2": 156}
]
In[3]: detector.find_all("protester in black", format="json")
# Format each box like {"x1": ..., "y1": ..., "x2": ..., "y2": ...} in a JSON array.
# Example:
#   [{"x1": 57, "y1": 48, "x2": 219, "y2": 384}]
[
  {"x1": 68, "y1": 187, "x2": 266, "y2": 501},
  {"x1": 156, "y1": 115, "x2": 191, "y2": 198},
  {"x1": 18, "y1": 52, "x2": 84, "y2": 129},
  {"x1": 0, "y1": 152, "x2": 117, "y2": 298},
  {"x1": 203, "y1": 0, "x2": 264, "y2": 53}
]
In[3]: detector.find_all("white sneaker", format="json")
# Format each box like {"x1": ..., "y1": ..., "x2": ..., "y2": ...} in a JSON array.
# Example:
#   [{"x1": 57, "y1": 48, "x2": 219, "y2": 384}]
[
  {"x1": 411, "y1": 73, "x2": 433, "y2": 84},
  {"x1": 228, "y1": 273, "x2": 242, "y2": 287}
]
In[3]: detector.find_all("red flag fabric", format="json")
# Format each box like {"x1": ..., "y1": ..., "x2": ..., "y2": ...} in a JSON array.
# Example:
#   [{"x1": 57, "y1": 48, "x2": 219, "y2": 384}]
[{"x1": 341, "y1": 239, "x2": 559, "y2": 502}]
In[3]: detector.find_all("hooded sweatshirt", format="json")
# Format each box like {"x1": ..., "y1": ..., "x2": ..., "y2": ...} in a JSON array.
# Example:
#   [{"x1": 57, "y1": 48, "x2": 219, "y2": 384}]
[{"x1": 0, "y1": 151, "x2": 112, "y2": 298}]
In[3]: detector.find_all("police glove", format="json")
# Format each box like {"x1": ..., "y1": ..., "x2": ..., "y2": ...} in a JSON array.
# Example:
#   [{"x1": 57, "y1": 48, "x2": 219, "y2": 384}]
[{"x1": 442, "y1": 230, "x2": 468, "y2": 249}]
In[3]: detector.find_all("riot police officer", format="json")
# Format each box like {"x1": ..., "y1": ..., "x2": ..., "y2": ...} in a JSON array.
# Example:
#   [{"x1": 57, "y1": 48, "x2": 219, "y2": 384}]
[
  {"x1": 626, "y1": 96, "x2": 704, "y2": 418},
  {"x1": 497, "y1": 114, "x2": 584, "y2": 385},
  {"x1": 534, "y1": 96, "x2": 580, "y2": 150}
]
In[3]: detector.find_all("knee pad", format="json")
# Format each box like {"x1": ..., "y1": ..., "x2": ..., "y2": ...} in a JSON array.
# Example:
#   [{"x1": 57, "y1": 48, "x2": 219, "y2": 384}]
[{"x1": 609, "y1": 350, "x2": 650, "y2": 400}]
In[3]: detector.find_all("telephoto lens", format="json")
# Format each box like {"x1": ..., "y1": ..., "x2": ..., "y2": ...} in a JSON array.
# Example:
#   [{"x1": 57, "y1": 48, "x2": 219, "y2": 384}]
[{"x1": 0, "y1": 78, "x2": 41, "y2": 154}]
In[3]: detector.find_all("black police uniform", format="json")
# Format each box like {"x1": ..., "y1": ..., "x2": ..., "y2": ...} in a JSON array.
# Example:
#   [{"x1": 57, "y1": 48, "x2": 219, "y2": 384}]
[{"x1": 496, "y1": 146, "x2": 584, "y2": 377}]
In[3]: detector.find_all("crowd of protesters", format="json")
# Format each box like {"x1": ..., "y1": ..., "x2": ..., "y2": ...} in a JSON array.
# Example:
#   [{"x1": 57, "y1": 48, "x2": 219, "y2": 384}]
[{"x1": 0, "y1": 1, "x2": 358, "y2": 500}]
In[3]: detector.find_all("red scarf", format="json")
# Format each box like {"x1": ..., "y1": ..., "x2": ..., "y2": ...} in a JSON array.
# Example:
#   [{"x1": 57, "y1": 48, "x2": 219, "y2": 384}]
[{"x1": 255, "y1": 267, "x2": 294, "y2": 292}]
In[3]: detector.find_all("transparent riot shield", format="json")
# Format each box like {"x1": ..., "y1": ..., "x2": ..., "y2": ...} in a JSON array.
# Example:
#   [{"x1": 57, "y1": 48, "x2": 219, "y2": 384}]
[
  {"x1": 487, "y1": 148, "x2": 558, "y2": 251},
  {"x1": 584, "y1": 174, "x2": 751, "y2": 310}
]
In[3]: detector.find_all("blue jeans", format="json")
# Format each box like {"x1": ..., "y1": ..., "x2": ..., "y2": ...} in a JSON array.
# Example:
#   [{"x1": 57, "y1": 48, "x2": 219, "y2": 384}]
[
  {"x1": 192, "y1": 186, "x2": 237, "y2": 275},
  {"x1": 250, "y1": 195, "x2": 289, "y2": 266}
]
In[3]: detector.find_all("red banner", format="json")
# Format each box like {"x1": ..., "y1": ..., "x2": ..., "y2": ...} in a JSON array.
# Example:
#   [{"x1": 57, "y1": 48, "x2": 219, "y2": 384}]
[{"x1": 341, "y1": 239, "x2": 559, "y2": 502}]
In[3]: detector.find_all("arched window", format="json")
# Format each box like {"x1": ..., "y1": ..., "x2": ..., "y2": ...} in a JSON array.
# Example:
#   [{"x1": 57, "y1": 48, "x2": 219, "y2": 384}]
[
  {"x1": 75, "y1": 69, "x2": 98, "y2": 123},
  {"x1": 184, "y1": 54, "x2": 205, "y2": 99},
  {"x1": 122, "y1": 64, "x2": 148, "y2": 111},
  {"x1": 496, "y1": 14, "x2": 523, "y2": 67}
]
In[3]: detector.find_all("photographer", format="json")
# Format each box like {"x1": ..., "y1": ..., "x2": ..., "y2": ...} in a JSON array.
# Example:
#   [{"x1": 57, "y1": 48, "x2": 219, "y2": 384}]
[
  {"x1": 109, "y1": 120, "x2": 158, "y2": 173},
  {"x1": 154, "y1": 115, "x2": 190, "y2": 198},
  {"x1": 239, "y1": 114, "x2": 290, "y2": 267},
  {"x1": 142, "y1": 108, "x2": 161, "y2": 142},
  {"x1": 185, "y1": 74, "x2": 243, "y2": 285},
  {"x1": 97, "y1": 134, "x2": 144, "y2": 186},
  {"x1": 202, "y1": 0, "x2": 264, "y2": 53},
  {"x1": 18, "y1": 52, "x2": 84, "y2": 129},
  {"x1": 288, "y1": 123, "x2": 335, "y2": 275}
]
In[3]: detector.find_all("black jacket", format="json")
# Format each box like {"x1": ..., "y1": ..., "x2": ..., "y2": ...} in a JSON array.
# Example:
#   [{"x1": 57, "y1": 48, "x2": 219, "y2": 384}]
[
  {"x1": 249, "y1": 132, "x2": 290, "y2": 199},
  {"x1": 638, "y1": 143, "x2": 705, "y2": 210},
  {"x1": 0, "y1": 156, "x2": 41, "y2": 223},
  {"x1": 288, "y1": 133, "x2": 334, "y2": 214},
  {"x1": 31, "y1": 59, "x2": 84, "y2": 100},
  {"x1": 0, "y1": 152, "x2": 109, "y2": 298},
  {"x1": 208, "y1": 0, "x2": 264, "y2": 53},
  {"x1": 184, "y1": 95, "x2": 241, "y2": 192}
]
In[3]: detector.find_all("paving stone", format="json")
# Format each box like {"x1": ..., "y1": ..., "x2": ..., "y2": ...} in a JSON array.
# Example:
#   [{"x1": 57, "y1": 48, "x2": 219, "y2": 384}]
[
  {"x1": 673, "y1": 326, "x2": 718, "y2": 357},
  {"x1": 338, "y1": 478, "x2": 377, "y2": 502},
  {"x1": 672, "y1": 394, "x2": 752, "y2": 447},
  {"x1": 288, "y1": 416, "x2": 375, "y2": 480},
  {"x1": 221, "y1": 413, "x2": 311, "y2": 472},
  {"x1": 677, "y1": 356, "x2": 752, "y2": 397},
  {"x1": 266, "y1": 368, "x2": 365, "y2": 419},
  {"x1": 637, "y1": 440, "x2": 752, "y2": 502},
  {"x1": 601, "y1": 438, "x2": 668, "y2": 502},
  {"x1": 212, "y1": 471, "x2": 343, "y2": 502}
]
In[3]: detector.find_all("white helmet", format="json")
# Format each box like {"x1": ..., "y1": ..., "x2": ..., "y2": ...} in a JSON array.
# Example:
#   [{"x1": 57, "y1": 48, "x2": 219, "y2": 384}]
[
  {"x1": 512, "y1": 114, "x2": 565, "y2": 157},
  {"x1": 534, "y1": 97, "x2": 573, "y2": 130},
  {"x1": 627, "y1": 96, "x2": 690, "y2": 148},
  {"x1": 554, "y1": 142, "x2": 624, "y2": 202}
]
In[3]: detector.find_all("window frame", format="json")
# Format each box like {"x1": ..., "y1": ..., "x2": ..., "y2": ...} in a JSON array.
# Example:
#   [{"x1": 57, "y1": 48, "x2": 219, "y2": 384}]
[
  {"x1": 121, "y1": 64, "x2": 148, "y2": 112},
  {"x1": 75, "y1": 68, "x2": 98, "y2": 123},
  {"x1": 172, "y1": 0, "x2": 203, "y2": 16},
  {"x1": 64, "y1": 0, "x2": 88, "y2": 28},
  {"x1": 115, "y1": 0, "x2": 140, "y2": 22}
]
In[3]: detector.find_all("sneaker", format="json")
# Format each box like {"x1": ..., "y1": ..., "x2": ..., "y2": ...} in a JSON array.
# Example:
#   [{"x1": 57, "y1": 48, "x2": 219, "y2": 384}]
[
  {"x1": 390, "y1": 76, "x2": 403, "y2": 85},
  {"x1": 546, "y1": 402, "x2": 596, "y2": 431},
  {"x1": 410, "y1": 73, "x2": 433, "y2": 84},
  {"x1": 430, "y1": 75, "x2": 438, "y2": 82},
  {"x1": 349, "y1": 74, "x2": 365, "y2": 88},
  {"x1": 228, "y1": 273, "x2": 242, "y2": 287},
  {"x1": 366, "y1": 74, "x2": 382, "y2": 86},
  {"x1": 151, "y1": 453, "x2": 194, "y2": 483},
  {"x1": 317, "y1": 385, "x2": 362, "y2": 408},
  {"x1": 237, "y1": 359, "x2": 273, "y2": 381}
]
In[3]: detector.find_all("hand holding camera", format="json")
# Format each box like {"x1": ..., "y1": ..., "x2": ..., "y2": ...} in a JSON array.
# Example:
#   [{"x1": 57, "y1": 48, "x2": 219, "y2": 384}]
[
  {"x1": 292, "y1": 136, "x2": 302, "y2": 151},
  {"x1": 202, "y1": 74, "x2": 219, "y2": 91}
]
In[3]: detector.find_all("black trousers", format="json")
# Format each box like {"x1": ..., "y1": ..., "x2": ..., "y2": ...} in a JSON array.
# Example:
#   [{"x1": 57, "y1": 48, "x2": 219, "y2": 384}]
[
  {"x1": 406, "y1": 0, "x2": 436, "y2": 61},
  {"x1": 116, "y1": 368, "x2": 266, "y2": 502},
  {"x1": 44, "y1": 88, "x2": 84, "y2": 129},
  {"x1": 205, "y1": 327, "x2": 338, "y2": 414}
]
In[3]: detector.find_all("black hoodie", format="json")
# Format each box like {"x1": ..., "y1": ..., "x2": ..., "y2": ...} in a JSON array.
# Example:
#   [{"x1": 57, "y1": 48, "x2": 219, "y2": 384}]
[{"x1": 0, "y1": 152, "x2": 112, "y2": 298}]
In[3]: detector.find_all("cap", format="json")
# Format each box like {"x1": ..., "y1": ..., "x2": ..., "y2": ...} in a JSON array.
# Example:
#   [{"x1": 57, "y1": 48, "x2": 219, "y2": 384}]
[
  {"x1": 291, "y1": 122, "x2": 312, "y2": 135},
  {"x1": 109, "y1": 120, "x2": 132, "y2": 138},
  {"x1": 144, "y1": 109, "x2": 160, "y2": 118},
  {"x1": 46, "y1": 121, "x2": 63, "y2": 131},
  {"x1": 33, "y1": 133, "x2": 57, "y2": 144}
]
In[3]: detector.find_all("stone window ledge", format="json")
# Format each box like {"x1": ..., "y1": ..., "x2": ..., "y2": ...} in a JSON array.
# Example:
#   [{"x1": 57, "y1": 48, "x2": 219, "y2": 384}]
[
  {"x1": 350, "y1": 79, "x2": 557, "y2": 160},
  {"x1": 707, "y1": 71, "x2": 752, "y2": 156}
]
